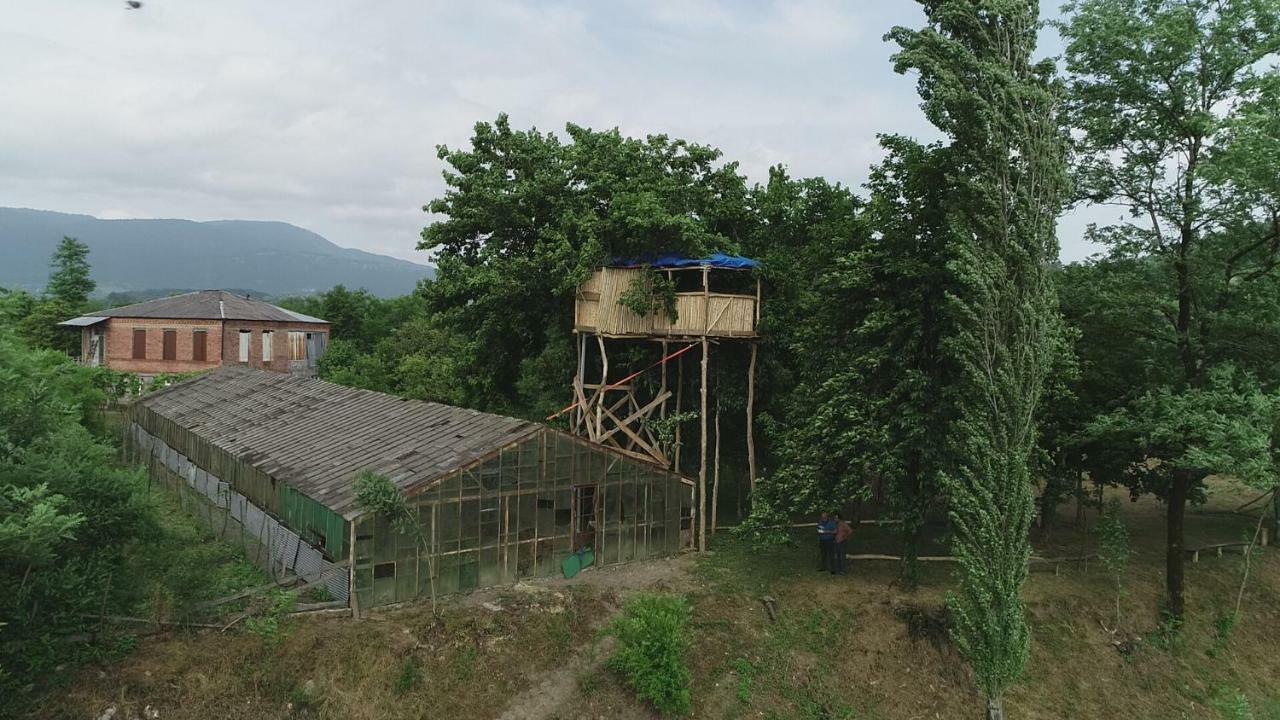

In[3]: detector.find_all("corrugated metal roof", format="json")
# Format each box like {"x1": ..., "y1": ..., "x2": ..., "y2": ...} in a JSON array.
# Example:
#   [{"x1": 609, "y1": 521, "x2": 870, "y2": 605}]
[
  {"x1": 59, "y1": 315, "x2": 109, "y2": 327},
  {"x1": 88, "y1": 290, "x2": 328, "y2": 323},
  {"x1": 137, "y1": 368, "x2": 539, "y2": 517}
]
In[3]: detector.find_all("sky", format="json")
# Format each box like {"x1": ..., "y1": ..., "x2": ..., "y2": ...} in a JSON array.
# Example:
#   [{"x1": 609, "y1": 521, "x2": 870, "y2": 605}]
[{"x1": 0, "y1": 0, "x2": 1121, "y2": 265}]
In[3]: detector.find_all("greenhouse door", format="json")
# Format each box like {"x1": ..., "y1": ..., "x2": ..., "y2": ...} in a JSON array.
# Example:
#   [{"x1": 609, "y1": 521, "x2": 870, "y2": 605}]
[{"x1": 572, "y1": 485, "x2": 598, "y2": 552}]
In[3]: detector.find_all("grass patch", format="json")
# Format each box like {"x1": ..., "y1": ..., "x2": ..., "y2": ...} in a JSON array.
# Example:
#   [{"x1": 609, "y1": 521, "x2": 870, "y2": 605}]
[{"x1": 116, "y1": 478, "x2": 267, "y2": 619}]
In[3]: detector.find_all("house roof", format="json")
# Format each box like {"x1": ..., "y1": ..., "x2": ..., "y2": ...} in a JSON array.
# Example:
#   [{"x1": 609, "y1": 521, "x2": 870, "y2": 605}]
[
  {"x1": 58, "y1": 315, "x2": 109, "y2": 327},
  {"x1": 76, "y1": 290, "x2": 328, "y2": 323},
  {"x1": 135, "y1": 367, "x2": 540, "y2": 518}
]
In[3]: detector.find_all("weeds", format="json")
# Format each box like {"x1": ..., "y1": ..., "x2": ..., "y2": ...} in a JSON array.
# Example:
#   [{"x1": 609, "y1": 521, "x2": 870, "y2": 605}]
[
  {"x1": 393, "y1": 657, "x2": 419, "y2": 694},
  {"x1": 245, "y1": 590, "x2": 297, "y2": 649},
  {"x1": 730, "y1": 657, "x2": 755, "y2": 704},
  {"x1": 1213, "y1": 687, "x2": 1255, "y2": 720},
  {"x1": 451, "y1": 646, "x2": 477, "y2": 680},
  {"x1": 1149, "y1": 609, "x2": 1184, "y2": 652},
  {"x1": 606, "y1": 593, "x2": 692, "y2": 717},
  {"x1": 577, "y1": 670, "x2": 599, "y2": 694},
  {"x1": 1208, "y1": 612, "x2": 1238, "y2": 658}
]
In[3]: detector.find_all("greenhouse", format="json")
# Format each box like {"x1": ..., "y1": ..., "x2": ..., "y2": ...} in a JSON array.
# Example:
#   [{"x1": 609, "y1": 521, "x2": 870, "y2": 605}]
[{"x1": 126, "y1": 367, "x2": 693, "y2": 614}]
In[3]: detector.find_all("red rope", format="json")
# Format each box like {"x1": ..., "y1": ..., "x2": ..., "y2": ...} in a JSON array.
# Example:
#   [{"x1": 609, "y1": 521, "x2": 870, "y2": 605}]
[{"x1": 546, "y1": 341, "x2": 698, "y2": 421}]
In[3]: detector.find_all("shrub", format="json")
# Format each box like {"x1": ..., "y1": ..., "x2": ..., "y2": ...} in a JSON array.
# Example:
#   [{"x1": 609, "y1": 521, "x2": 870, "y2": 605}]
[
  {"x1": 245, "y1": 590, "x2": 297, "y2": 649},
  {"x1": 1096, "y1": 498, "x2": 1132, "y2": 629},
  {"x1": 606, "y1": 593, "x2": 692, "y2": 717}
]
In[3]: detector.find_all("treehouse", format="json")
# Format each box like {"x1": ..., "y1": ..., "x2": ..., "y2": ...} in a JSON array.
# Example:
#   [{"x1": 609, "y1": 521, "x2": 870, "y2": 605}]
[
  {"x1": 573, "y1": 254, "x2": 761, "y2": 338},
  {"x1": 565, "y1": 254, "x2": 762, "y2": 555}
]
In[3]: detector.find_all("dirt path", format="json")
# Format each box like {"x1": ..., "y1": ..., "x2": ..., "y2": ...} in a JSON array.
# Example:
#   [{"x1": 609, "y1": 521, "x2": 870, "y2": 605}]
[
  {"x1": 495, "y1": 625, "x2": 618, "y2": 720},
  {"x1": 492, "y1": 555, "x2": 696, "y2": 720}
]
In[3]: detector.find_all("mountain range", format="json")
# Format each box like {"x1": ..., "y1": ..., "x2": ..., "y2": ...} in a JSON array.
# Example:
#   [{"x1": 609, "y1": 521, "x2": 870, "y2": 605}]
[{"x1": 0, "y1": 208, "x2": 434, "y2": 298}]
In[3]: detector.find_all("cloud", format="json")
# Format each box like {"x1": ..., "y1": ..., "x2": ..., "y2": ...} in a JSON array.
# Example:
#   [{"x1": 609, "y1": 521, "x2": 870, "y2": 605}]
[{"x1": 0, "y1": 1, "x2": 1098, "y2": 264}]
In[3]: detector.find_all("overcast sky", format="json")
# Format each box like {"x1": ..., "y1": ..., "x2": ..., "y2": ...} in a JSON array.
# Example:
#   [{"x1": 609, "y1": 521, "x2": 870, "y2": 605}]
[{"x1": 1, "y1": 0, "x2": 1119, "y2": 264}]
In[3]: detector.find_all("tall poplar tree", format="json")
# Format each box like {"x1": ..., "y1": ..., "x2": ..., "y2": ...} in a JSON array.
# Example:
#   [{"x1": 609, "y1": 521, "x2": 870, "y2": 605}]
[{"x1": 889, "y1": 2, "x2": 1067, "y2": 717}]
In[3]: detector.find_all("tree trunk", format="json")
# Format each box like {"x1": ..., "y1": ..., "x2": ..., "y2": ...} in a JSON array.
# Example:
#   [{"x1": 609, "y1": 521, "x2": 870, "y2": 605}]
[
  {"x1": 1273, "y1": 490, "x2": 1279, "y2": 541},
  {"x1": 1075, "y1": 474, "x2": 1085, "y2": 528},
  {"x1": 1166, "y1": 471, "x2": 1190, "y2": 619},
  {"x1": 746, "y1": 342, "x2": 757, "y2": 495},
  {"x1": 986, "y1": 695, "x2": 1005, "y2": 720}
]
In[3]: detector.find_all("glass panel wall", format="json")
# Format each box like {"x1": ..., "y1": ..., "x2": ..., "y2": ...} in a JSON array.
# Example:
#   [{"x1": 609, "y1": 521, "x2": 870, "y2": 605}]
[{"x1": 353, "y1": 429, "x2": 690, "y2": 609}]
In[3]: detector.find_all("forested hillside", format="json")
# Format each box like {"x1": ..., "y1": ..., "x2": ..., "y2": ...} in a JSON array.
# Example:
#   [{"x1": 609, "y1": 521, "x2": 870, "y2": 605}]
[{"x1": 0, "y1": 208, "x2": 434, "y2": 298}]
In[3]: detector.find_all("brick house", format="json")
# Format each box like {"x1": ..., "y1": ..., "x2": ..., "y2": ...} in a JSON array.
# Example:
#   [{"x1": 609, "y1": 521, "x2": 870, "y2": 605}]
[{"x1": 60, "y1": 290, "x2": 330, "y2": 377}]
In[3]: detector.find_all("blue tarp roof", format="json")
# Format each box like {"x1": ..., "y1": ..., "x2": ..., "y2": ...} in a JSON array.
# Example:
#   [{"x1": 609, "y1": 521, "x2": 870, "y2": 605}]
[{"x1": 609, "y1": 253, "x2": 761, "y2": 270}]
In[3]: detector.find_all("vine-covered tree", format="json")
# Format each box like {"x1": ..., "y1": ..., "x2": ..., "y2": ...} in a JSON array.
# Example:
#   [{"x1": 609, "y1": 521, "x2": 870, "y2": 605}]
[
  {"x1": 889, "y1": 1, "x2": 1068, "y2": 717},
  {"x1": 1060, "y1": 0, "x2": 1280, "y2": 619}
]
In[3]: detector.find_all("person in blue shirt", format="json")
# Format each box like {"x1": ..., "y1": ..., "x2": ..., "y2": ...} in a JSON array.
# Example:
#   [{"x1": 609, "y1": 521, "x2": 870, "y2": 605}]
[{"x1": 816, "y1": 512, "x2": 837, "y2": 572}]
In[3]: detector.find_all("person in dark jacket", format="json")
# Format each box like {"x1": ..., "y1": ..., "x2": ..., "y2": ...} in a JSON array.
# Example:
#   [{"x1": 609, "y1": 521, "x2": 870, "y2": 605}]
[
  {"x1": 816, "y1": 512, "x2": 837, "y2": 572},
  {"x1": 833, "y1": 513, "x2": 853, "y2": 576}
]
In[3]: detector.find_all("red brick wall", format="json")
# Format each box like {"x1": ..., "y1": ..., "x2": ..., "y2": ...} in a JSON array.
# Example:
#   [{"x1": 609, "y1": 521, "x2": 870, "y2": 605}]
[
  {"x1": 220, "y1": 320, "x2": 330, "y2": 373},
  {"x1": 103, "y1": 318, "x2": 224, "y2": 375},
  {"x1": 98, "y1": 317, "x2": 329, "y2": 375}
]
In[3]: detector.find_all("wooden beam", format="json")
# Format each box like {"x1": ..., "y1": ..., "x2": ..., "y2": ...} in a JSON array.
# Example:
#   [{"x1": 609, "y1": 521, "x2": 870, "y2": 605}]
[
  {"x1": 600, "y1": 403, "x2": 669, "y2": 465},
  {"x1": 699, "y1": 266, "x2": 710, "y2": 552},
  {"x1": 596, "y1": 334, "x2": 608, "y2": 440},
  {"x1": 572, "y1": 379, "x2": 594, "y2": 440},
  {"x1": 574, "y1": 333, "x2": 586, "y2": 431},
  {"x1": 660, "y1": 340, "x2": 669, "y2": 421},
  {"x1": 597, "y1": 390, "x2": 673, "y2": 445},
  {"x1": 755, "y1": 277, "x2": 762, "y2": 323},
  {"x1": 747, "y1": 342, "x2": 757, "y2": 495},
  {"x1": 581, "y1": 383, "x2": 635, "y2": 391},
  {"x1": 674, "y1": 351, "x2": 684, "y2": 471},
  {"x1": 712, "y1": 398, "x2": 721, "y2": 535},
  {"x1": 699, "y1": 339, "x2": 709, "y2": 553},
  {"x1": 349, "y1": 521, "x2": 360, "y2": 620}
]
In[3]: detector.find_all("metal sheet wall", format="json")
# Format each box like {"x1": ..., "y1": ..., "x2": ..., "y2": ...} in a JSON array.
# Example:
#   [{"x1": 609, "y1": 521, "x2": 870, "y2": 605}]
[{"x1": 126, "y1": 422, "x2": 350, "y2": 603}]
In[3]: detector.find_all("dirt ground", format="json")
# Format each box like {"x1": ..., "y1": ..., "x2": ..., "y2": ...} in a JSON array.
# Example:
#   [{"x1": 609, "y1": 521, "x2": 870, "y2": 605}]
[{"x1": 36, "y1": 479, "x2": 1280, "y2": 720}]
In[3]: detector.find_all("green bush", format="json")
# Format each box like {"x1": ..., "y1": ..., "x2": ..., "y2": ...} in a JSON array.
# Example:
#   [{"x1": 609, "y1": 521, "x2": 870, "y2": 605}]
[
  {"x1": 606, "y1": 593, "x2": 692, "y2": 717},
  {"x1": 0, "y1": 321, "x2": 155, "y2": 709}
]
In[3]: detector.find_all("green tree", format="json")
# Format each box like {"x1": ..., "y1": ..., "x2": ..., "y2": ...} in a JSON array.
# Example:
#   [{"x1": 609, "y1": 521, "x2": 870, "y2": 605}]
[
  {"x1": 743, "y1": 143, "x2": 959, "y2": 580},
  {"x1": 419, "y1": 114, "x2": 751, "y2": 416},
  {"x1": 735, "y1": 169, "x2": 867, "y2": 537},
  {"x1": 1060, "y1": 0, "x2": 1280, "y2": 619},
  {"x1": 46, "y1": 236, "x2": 95, "y2": 308},
  {"x1": 889, "y1": 1, "x2": 1068, "y2": 716},
  {"x1": 847, "y1": 137, "x2": 958, "y2": 583}
]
